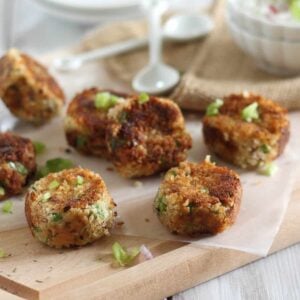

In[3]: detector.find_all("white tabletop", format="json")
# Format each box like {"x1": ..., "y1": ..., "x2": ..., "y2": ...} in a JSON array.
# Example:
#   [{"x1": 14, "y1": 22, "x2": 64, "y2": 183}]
[{"x1": 1, "y1": 0, "x2": 299, "y2": 299}]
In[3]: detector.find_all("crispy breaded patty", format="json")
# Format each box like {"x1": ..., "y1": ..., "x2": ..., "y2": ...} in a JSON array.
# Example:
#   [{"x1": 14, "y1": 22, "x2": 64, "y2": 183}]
[
  {"x1": 154, "y1": 159, "x2": 242, "y2": 235},
  {"x1": 0, "y1": 132, "x2": 36, "y2": 200},
  {"x1": 64, "y1": 88, "x2": 127, "y2": 158},
  {"x1": 0, "y1": 48, "x2": 65, "y2": 124},
  {"x1": 106, "y1": 95, "x2": 192, "y2": 178},
  {"x1": 25, "y1": 168, "x2": 116, "y2": 248},
  {"x1": 202, "y1": 93, "x2": 290, "y2": 169}
]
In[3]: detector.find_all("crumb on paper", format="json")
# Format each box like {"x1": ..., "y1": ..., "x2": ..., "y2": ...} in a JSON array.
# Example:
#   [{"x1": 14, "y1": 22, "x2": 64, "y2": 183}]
[
  {"x1": 12, "y1": 268, "x2": 17, "y2": 273},
  {"x1": 133, "y1": 181, "x2": 143, "y2": 187},
  {"x1": 106, "y1": 167, "x2": 114, "y2": 172},
  {"x1": 35, "y1": 280, "x2": 43, "y2": 283},
  {"x1": 145, "y1": 218, "x2": 150, "y2": 223},
  {"x1": 65, "y1": 148, "x2": 72, "y2": 154},
  {"x1": 116, "y1": 220, "x2": 124, "y2": 227}
]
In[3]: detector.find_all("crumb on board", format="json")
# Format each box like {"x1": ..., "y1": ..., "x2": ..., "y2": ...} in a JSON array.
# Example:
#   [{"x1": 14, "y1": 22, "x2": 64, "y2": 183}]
[{"x1": 133, "y1": 180, "x2": 143, "y2": 187}]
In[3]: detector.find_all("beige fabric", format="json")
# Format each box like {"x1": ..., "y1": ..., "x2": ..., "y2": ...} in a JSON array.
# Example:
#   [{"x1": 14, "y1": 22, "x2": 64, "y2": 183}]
[{"x1": 82, "y1": 0, "x2": 300, "y2": 111}]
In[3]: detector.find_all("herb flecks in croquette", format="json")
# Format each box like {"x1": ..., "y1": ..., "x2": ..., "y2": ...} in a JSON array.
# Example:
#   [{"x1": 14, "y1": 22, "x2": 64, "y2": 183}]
[
  {"x1": 49, "y1": 180, "x2": 60, "y2": 190},
  {"x1": 51, "y1": 213, "x2": 63, "y2": 222},
  {"x1": 260, "y1": 144, "x2": 271, "y2": 154},
  {"x1": 206, "y1": 98, "x2": 224, "y2": 116},
  {"x1": 154, "y1": 161, "x2": 242, "y2": 235},
  {"x1": 41, "y1": 192, "x2": 51, "y2": 202},
  {"x1": 8, "y1": 161, "x2": 28, "y2": 175},
  {"x1": 76, "y1": 175, "x2": 84, "y2": 185},
  {"x1": 76, "y1": 136, "x2": 87, "y2": 149},
  {"x1": 241, "y1": 102, "x2": 259, "y2": 122}
]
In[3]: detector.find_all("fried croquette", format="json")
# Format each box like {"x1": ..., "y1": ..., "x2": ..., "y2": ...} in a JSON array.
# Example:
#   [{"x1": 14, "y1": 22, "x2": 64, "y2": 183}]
[
  {"x1": 0, "y1": 132, "x2": 36, "y2": 200},
  {"x1": 64, "y1": 88, "x2": 127, "y2": 158},
  {"x1": 25, "y1": 168, "x2": 116, "y2": 248},
  {"x1": 106, "y1": 95, "x2": 192, "y2": 178},
  {"x1": 202, "y1": 93, "x2": 290, "y2": 169},
  {"x1": 0, "y1": 48, "x2": 65, "y2": 124},
  {"x1": 154, "y1": 159, "x2": 242, "y2": 235}
]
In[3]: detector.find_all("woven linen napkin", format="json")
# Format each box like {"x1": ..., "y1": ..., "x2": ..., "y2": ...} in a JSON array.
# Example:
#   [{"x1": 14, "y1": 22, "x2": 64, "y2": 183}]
[{"x1": 81, "y1": 0, "x2": 300, "y2": 111}]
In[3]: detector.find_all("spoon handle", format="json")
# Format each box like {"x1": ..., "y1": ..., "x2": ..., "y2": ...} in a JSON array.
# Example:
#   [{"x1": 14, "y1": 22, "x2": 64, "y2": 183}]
[
  {"x1": 75, "y1": 38, "x2": 148, "y2": 63},
  {"x1": 147, "y1": 1, "x2": 165, "y2": 65}
]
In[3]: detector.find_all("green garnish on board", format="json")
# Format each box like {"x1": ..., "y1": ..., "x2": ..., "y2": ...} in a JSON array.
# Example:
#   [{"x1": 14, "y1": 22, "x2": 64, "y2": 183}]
[
  {"x1": 33, "y1": 141, "x2": 46, "y2": 155},
  {"x1": 8, "y1": 161, "x2": 28, "y2": 176},
  {"x1": 138, "y1": 92, "x2": 150, "y2": 104},
  {"x1": 241, "y1": 102, "x2": 259, "y2": 122},
  {"x1": 2, "y1": 200, "x2": 13, "y2": 214},
  {"x1": 112, "y1": 242, "x2": 140, "y2": 267},
  {"x1": 206, "y1": 98, "x2": 224, "y2": 116},
  {"x1": 37, "y1": 158, "x2": 75, "y2": 179},
  {"x1": 258, "y1": 162, "x2": 278, "y2": 177},
  {"x1": 95, "y1": 92, "x2": 119, "y2": 110},
  {"x1": 0, "y1": 186, "x2": 5, "y2": 197}
]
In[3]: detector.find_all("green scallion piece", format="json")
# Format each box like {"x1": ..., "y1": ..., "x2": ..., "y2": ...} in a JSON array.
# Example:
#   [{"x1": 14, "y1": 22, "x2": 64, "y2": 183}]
[
  {"x1": 0, "y1": 248, "x2": 8, "y2": 258},
  {"x1": 2, "y1": 200, "x2": 13, "y2": 214},
  {"x1": 37, "y1": 158, "x2": 75, "y2": 179},
  {"x1": 241, "y1": 102, "x2": 259, "y2": 122},
  {"x1": 260, "y1": 144, "x2": 271, "y2": 154},
  {"x1": 76, "y1": 175, "x2": 84, "y2": 185},
  {"x1": 33, "y1": 141, "x2": 46, "y2": 154},
  {"x1": 206, "y1": 98, "x2": 224, "y2": 116},
  {"x1": 95, "y1": 92, "x2": 119, "y2": 110},
  {"x1": 49, "y1": 180, "x2": 60, "y2": 190},
  {"x1": 291, "y1": 0, "x2": 300, "y2": 20},
  {"x1": 112, "y1": 242, "x2": 140, "y2": 267},
  {"x1": 8, "y1": 161, "x2": 28, "y2": 175},
  {"x1": 41, "y1": 192, "x2": 51, "y2": 202},
  {"x1": 138, "y1": 92, "x2": 150, "y2": 104},
  {"x1": 258, "y1": 162, "x2": 278, "y2": 177}
]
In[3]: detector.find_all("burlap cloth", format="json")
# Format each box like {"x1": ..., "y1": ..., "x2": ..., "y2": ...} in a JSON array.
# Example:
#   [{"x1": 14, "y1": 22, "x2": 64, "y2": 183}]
[{"x1": 81, "y1": 0, "x2": 300, "y2": 112}]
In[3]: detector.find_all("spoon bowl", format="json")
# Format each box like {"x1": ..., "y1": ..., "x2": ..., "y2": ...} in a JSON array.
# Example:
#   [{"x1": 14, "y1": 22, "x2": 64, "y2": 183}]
[
  {"x1": 132, "y1": 63, "x2": 180, "y2": 94},
  {"x1": 163, "y1": 14, "x2": 214, "y2": 42}
]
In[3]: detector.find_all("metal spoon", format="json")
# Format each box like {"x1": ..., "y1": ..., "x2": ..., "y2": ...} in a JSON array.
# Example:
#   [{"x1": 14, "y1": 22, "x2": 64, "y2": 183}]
[{"x1": 53, "y1": 14, "x2": 213, "y2": 73}]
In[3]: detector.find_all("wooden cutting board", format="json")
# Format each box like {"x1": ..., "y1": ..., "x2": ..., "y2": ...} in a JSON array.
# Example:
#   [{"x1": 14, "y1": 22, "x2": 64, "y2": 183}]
[{"x1": 0, "y1": 177, "x2": 299, "y2": 300}]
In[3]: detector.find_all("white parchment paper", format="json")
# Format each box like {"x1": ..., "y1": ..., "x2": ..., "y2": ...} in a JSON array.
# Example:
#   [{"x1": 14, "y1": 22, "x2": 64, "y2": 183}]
[{"x1": 0, "y1": 60, "x2": 299, "y2": 256}]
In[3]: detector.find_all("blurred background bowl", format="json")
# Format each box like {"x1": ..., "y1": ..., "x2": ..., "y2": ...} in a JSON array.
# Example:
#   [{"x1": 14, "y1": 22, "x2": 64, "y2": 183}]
[
  {"x1": 227, "y1": 0, "x2": 300, "y2": 42},
  {"x1": 226, "y1": 11, "x2": 300, "y2": 76}
]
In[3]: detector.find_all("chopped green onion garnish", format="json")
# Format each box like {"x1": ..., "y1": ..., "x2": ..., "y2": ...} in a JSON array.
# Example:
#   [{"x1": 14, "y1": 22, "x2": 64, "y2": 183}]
[
  {"x1": 49, "y1": 180, "x2": 60, "y2": 190},
  {"x1": 0, "y1": 186, "x2": 5, "y2": 197},
  {"x1": 42, "y1": 192, "x2": 51, "y2": 202},
  {"x1": 37, "y1": 158, "x2": 75, "y2": 179},
  {"x1": 33, "y1": 141, "x2": 46, "y2": 154},
  {"x1": 118, "y1": 111, "x2": 127, "y2": 123},
  {"x1": 76, "y1": 175, "x2": 84, "y2": 185},
  {"x1": 2, "y1": 200, "x2": 13, "y2": 214},
  {"x1": 258, "y1": 162, "x2": 278, "y2": 177},
  {"x1": 291, "y1": 0, "x2": 300, "y2": 20},
  {"x1": 138, "y1": 92, "x2": 150, "y2": 104},
  {"x1": 0, "y1": 248, "x2": 8, "y2": 258},
  {"x1": 241, "y1": 102, "x2": 259, "y2": 122},
  {"x1": 260, "y1": 144, "x2": 271, "y2": 154},
  {"x1": 112, "y1": 242, "x2": 140, "y2": 267},
  {"x1": 95, "y1": 92, "x2": 119, "y2": 110},
  {"x1": 51, "y1": 213, "x2": 63, "y2": 222},
  {"x1": 206, "y1": 98, "x2": 224, "y2": 116},
  {"x1": 8, "y1": 161, "x2": 28, "y2": 175}
]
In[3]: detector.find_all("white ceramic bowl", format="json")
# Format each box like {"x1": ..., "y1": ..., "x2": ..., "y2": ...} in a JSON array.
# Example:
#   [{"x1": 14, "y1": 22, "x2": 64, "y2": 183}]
[
  {"x1": 227, "y1": 0, "x2": 300, "y2": 42},
  {"x1": 226, "y1": 13, "x2": 300, "y2": 76}
]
